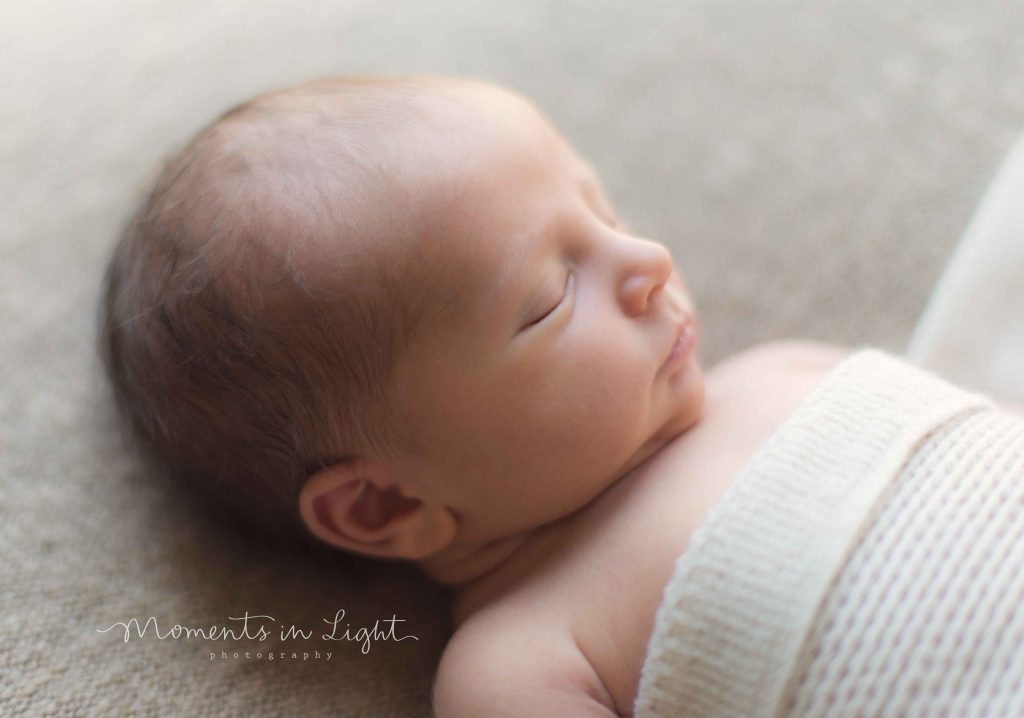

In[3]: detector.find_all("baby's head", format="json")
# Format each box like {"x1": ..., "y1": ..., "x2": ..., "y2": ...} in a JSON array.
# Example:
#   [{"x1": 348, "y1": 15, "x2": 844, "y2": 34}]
[{"x1": 100, "y1": 75, "x2": 705, "y2": 571}]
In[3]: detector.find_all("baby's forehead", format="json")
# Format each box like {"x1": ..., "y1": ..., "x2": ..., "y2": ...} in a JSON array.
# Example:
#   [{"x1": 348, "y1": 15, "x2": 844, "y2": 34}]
[
  {"x1": 226, "y1": 81, "x2": 591, "y2": 325},
  {"x1": 409, "y1": 105, "x2": 608, "y2": 262}
]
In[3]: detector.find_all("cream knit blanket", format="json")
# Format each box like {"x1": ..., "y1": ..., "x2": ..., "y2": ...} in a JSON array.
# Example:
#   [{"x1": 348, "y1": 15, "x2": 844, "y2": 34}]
[{"x1": 634, "y1": 348, "x2": 1024, "y2": 717}]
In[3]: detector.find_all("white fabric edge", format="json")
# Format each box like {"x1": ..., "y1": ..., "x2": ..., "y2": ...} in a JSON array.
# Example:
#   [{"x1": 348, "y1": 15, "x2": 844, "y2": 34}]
[{"x1": 634, "y1": 348, "x2": 997, "y2": 718}]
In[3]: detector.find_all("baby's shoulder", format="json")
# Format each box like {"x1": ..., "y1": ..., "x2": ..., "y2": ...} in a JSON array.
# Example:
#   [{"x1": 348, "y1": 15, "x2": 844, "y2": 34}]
[
  {"x1": 433, "y1": 605, "x2": 618, "y2": 717},
  {"x1": 709, "y1": 339, "x2": 852, "y2": 383},
  {"x1": 708, "y1": 339, "x2": 850, "y2": 408},
  {"x1": 700, "y1": 339, "x2": 853, "y2": 447}
]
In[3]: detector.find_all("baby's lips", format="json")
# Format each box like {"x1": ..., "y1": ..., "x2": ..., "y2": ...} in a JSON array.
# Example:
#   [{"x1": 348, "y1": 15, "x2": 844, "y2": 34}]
[{"x1": 661, "y1": 315, "x2": 697, "y2": 370}]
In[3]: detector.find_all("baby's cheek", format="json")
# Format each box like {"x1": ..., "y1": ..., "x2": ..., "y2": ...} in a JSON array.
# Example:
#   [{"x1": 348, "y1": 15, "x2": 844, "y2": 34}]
[{"x1": 582, "y1": 368, "x2": 648, "y2": 438}]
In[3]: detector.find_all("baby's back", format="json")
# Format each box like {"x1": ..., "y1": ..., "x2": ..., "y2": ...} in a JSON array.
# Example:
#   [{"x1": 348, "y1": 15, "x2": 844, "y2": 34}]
[{"x1": 434, "y1": 340, "x2": 851, "y2": 717}]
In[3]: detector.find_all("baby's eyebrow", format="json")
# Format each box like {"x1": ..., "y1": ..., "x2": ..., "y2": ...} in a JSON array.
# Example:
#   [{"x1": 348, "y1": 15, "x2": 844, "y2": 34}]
[{"x1": 493, "y1": 234, "x2": 530, "y2": 301}]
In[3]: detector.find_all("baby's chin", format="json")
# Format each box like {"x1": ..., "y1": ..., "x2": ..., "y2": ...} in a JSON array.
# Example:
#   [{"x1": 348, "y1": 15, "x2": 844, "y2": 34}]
[{"x1": 649, "y1": 359, "x2": 707, "y2": 453}]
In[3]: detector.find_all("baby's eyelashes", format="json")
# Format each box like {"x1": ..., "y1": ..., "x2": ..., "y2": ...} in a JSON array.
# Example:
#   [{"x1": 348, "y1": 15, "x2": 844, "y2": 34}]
[{"x1": 520, "y1": 270, "x2": 574, "y2": 332}]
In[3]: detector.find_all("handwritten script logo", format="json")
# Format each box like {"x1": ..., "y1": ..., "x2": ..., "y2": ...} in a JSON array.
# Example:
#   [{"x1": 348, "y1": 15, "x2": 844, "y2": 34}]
[{"x1": 97, "y1": 610, "x2": 418, "y2": 656}]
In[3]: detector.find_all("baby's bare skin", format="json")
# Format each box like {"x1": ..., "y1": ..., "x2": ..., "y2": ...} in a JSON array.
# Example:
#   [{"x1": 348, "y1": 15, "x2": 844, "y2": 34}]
[
  {"x1": 434, "y1": 340, "x2": 851, "y2": 716},
  {"x1": 274, "y1": 78, "x2": 1024, "y2": 716},
  {"x1": 435, "y1": 340, "x2": 1024, "y2": 716}
]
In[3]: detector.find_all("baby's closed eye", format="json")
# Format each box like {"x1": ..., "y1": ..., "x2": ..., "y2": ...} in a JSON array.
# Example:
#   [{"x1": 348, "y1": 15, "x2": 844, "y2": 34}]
[{"x1": 521, "y1": 269, "x2": 574, "y2": 331}]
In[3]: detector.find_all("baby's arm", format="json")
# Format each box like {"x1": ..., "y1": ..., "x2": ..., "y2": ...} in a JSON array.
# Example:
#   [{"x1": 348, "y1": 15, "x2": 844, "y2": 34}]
[{"x1": 433, "y1": 616, "x2": 619, "y2": 717}]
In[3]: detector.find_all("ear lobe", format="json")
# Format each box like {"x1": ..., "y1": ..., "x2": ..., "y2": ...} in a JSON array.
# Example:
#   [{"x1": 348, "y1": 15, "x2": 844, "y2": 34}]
[{"x1": 298, "y1": 459, "x2": 457, "y2": 560}]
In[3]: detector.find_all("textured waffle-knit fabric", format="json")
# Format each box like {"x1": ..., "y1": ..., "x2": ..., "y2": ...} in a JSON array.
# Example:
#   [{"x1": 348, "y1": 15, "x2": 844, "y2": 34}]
[
  {"x1": 633, "y1": 348, "x2": 1024, "y2": 718},
  {"x1": 782, "y1": 407, "x2": 1024, "y2": 716}
]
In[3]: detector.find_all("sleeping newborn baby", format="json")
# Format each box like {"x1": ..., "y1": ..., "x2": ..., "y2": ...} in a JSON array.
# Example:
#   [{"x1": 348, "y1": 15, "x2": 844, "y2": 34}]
[{"x1": 100, "y1": 75, "x2": 1024, "y2": 717}]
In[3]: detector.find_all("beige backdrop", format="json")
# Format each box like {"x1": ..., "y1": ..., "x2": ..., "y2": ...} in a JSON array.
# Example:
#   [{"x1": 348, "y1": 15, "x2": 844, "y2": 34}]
[{"x1": 4, "y1": 1, "x2": 1024, "y2": 716}]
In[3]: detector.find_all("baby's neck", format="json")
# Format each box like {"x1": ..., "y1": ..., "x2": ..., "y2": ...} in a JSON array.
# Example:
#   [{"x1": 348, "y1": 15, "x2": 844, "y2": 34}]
[
  {"x1": 416, "y1": 443, "x2": 680, "y2": 624},
  {"x1": 417, "y1": 524, "x2": 567, "y2": 626},
  {"x1": 418, "y1": 532, "x2": 531, "y2": 585},
  {"x1": 415, "y1": 432, "x2": 687, "y2": 624}
]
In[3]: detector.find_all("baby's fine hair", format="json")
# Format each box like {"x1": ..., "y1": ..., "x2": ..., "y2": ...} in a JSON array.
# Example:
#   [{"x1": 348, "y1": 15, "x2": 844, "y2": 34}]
[{"x1": 99, "y1": 75, "x2": 462, "y2": 543}]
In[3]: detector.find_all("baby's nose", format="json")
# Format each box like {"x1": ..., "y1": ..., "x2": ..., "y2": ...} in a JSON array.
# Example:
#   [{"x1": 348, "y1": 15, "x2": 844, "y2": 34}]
[{"x1": 617, "y1": 238, "x2": 673, "y2": 316}]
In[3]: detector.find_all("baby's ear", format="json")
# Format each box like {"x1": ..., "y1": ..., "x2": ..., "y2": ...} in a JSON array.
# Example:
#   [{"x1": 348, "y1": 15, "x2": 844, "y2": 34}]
[{"x1": 298, "y1": 459, "x2": 456, "y2": 560}]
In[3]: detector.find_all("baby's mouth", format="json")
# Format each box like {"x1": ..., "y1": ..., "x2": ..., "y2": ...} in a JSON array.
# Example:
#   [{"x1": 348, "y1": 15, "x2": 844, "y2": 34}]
[{"x1": 661, "y1": 317, "x2": 697, "y2": 371}]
